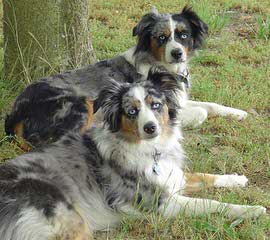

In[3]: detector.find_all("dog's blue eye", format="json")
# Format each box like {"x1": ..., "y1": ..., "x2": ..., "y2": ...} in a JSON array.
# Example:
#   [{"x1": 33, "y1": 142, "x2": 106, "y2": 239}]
[
  {"x1": 128, "y1": 109, "x2": 137, "y2": 116},
  {"x1": 159, "y1": 35, "x2": 166, "y2": 41},
  {"x1": 152, "y1": 103, "x2": 161, "y2": 110},
  {"x1": 180, "y1": 33, "x2": 188, "y2": 39}
]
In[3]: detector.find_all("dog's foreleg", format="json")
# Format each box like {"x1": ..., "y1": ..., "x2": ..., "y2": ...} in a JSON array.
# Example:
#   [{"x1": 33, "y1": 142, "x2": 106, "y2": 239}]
[
  {"x1": 184, "y1": 173, "x2": 248, "y2": 194},
  {"x1": 186, "y1": 100, "x2": 248, "y2": 121},
  {"x1": 179, "y1": 107, "x2": 208, "y2": 128},
  {"x1": 159, "y1": 195, "x2": 266, "y2": 219}
]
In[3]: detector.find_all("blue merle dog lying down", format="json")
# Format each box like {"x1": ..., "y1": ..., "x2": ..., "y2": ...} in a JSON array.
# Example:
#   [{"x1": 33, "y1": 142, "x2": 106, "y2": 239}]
[
  {"x1": 0, "y1": 68, "x2": 265, "y2": 240},
  {"x1": 5, "y1": 6, "x2": 247, "y2": 150}
]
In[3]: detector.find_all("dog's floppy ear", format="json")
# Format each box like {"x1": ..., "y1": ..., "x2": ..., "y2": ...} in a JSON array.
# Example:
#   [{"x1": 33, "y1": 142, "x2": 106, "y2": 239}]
[
  {"x1": 94, "y1": 81, "x2": 129, "y2": 132},
  {"x1": 147, "y1": 66, "x2": 183, "y2": 114},
  {"x1": 180, "y1": 6, "x2": 208, "y2": 49},
  {"x1": 150, "y1": 6, "x2": 159, "y2": 15},
  {"x1": 147, "y1": 66, "x2": 182, "y2": 92},
  {"x1": 133, "y1": 11, "x2": 159, "y2": 54},
  {"x1": 132, "y1": 12, "x2": 158, "y2": 37}
]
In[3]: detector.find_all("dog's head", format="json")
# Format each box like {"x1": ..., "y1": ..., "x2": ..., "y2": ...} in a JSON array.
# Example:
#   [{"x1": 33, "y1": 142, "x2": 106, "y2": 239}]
[
  {"x1": 133, "y1": 6, "x2": 208, "y2": 64},
  {"x1": 94, "y1": 67, "x2": 183, "y2": 142}
]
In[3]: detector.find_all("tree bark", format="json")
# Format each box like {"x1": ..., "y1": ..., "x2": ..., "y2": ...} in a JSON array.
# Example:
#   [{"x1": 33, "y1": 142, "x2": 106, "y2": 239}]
[{"x1": 3, "y1": 0, "x2": 96, "y2": 83}]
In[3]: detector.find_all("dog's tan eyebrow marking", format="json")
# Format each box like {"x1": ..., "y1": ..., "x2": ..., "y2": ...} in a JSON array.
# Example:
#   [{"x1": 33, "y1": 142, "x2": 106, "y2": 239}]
[
  {"x1": 145, "y1": 95, "x2": 154, "y2": 105},
  {"x1": 131, "y1": 99, "x2": 141, "y2": 109},
  {"x1": 175, "y1": 24, "x2": 186, "y2": 32},
  {"x1": 162, "y1": 27, "x2": 171, "y2": 38}
]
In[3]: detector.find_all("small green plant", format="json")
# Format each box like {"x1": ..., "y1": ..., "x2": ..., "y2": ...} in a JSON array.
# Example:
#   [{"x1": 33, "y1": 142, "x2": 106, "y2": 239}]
[{"x1": 256, "y1": 17, "x2": 270, "y2": 40}]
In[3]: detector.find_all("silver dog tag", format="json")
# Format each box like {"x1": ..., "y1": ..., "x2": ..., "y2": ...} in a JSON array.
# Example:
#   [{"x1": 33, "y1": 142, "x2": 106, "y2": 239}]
[
  {"x1": 152, "y1": 149, "x2": 161, "y2": 175},
  {"x1": 152, "y1": 162, "x2": 161, "y2": 175}
]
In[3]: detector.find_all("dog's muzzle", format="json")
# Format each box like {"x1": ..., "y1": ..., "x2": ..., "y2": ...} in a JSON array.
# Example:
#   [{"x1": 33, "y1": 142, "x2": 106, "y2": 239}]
[
  {"x1": 143, "y1": 121, "x2": 158, "y2": 138},
  {"x1": 171, "y1": 49, "x2": 183, "y2": 61}
]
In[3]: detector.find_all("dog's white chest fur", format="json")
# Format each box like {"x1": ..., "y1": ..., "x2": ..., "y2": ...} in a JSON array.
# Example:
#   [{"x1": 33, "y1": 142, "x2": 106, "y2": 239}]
[
  {"x1": 94, "y1": 127, "x2": 186, "y2": 196},
  {"x1": 145, "y1": 155, "x2": 186, "y2": 195}
]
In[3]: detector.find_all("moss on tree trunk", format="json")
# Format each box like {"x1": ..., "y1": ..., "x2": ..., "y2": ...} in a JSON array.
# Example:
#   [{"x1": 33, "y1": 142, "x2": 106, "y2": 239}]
[{"x1": 3, "y1": 0, "x2": 96, "y2": 83}]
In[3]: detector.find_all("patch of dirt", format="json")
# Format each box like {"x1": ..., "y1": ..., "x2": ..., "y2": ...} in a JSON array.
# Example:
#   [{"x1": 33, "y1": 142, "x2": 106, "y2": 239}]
[
  {"x1": 246, "y1": 108, "x2": 260, "y2": 117},
  {"x1": 247, "y1": 107, "x2": 270, "y2": 117},
  {"x1": 198, "y1": 60, "x2": 221, "y2": 67},
  {"x1": 209, "y1": 146, "x2": 238, "y2": 158},
  {"x1": 224, "y1": 10, "x2": 257, "y2": 41},
  {"x1": 228, "y1": 4, "x2": 263, "y2": 14},
  {"x1": 89, "y1": 14, "x2": 110, "y2": 25},
  {"x1": 261, "y1": 107, "x2": 270, "y2": 117}
]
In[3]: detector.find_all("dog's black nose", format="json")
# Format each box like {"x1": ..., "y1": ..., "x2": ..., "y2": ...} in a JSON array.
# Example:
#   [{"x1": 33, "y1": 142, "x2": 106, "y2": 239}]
[
  {"x1": 171, "y1": 49, "x2": 183, "y2": 60},
  {"x1": 144, "y1": 122, "x2": 156, "y2": 134}
]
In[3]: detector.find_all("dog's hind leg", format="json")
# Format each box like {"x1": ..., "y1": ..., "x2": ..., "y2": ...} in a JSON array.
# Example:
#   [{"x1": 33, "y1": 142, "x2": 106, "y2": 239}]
[
  {"x1": 185, "y1": 100, "x2": 248, "y2": 121},
  {"x1": 184, "y1": 173, "x2": 248, "y2": 194},
  {"x1": 158, "y1": 195, "x2": 266, "y2": 220},
  {"x1": 13, "y1": 122, "x2": 32, "y2": 151},
  {"x1": 49, "y1": 203, "x2": 93, "y2": 240},
  {"x1": 80, "y1": 98, "x2": 94, "y2": 134},
  {"x1": 0, "y1": 173, "x2": 92, "y2": 240},
  {"x1": 0, "y1": 202, "x2": 92, "y2": 240},
  {"x1": 5, "y1": 81, "x2": 95, "y2": 148}
]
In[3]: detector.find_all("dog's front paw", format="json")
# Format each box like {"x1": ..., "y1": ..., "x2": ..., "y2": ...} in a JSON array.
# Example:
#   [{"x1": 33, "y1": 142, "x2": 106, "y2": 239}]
[
  {"x1": 215, "y1": 174, "x2": 248, "y2": 188},
  {"x1": 228, "y1": 205, "x2": 267, "y2": 219},
  {"x1": 226, "y1": 108, "x2": 248, "y2": 121}
]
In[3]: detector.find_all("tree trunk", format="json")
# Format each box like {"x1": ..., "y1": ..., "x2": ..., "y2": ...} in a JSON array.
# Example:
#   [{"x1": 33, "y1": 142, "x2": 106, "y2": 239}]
[{"x1": 3, "y1": 0, "x2": 96, "y2": 83}]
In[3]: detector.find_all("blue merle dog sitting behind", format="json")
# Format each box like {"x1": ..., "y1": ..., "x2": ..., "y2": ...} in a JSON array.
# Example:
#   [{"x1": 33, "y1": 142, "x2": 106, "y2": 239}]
[{"x1": 6, "y1": 6, "x2": 247, "y2": 151}]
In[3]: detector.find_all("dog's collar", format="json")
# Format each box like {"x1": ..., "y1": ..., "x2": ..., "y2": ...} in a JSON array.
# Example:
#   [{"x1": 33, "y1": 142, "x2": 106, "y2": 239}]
[
  {"x1": 152, "y1": 149, "x2": 161, "y2": 175},
  {"x1": 178, "y1": 68, "x2": 191, "y2": 89}
]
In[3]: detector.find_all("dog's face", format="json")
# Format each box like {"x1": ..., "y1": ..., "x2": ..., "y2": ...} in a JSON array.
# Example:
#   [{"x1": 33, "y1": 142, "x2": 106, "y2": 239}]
[
  {"x1": 95, "y1": 67, "x2": 182, "y2": 142},
  {"x1": 133, "y1": 6, "x2": 208, "y2": 64},
  {"x1": 120, "y1": 84, "x2": 167, "y2": 140}
]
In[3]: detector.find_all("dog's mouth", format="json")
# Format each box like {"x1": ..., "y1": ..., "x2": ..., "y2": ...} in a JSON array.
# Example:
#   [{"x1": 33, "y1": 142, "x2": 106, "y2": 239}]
[
  {"x1": 141, "y1": 132, "x2": 159, "y2": 140},
  {"x1": 168, "y1": 59, "x2": 185, "y2": 64}
]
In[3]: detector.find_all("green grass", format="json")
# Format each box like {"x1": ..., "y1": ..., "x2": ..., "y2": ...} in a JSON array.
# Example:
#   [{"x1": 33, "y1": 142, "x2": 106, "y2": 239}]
[
  {"x1": 0, "y1": 0, "x2": 270, "y2": 239},
  {"x1": 257, "y1": 16, "x2": 270, "y2": 40}
]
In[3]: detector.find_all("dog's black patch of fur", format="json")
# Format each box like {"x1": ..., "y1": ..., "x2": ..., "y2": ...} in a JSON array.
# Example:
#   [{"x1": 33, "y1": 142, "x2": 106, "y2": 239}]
[
  {"x1": 94, "y1": 82, "x2": 131, "y2": 132},
  {"x1": 133, "y1": 13, "x2": 160, "y2": 54}
]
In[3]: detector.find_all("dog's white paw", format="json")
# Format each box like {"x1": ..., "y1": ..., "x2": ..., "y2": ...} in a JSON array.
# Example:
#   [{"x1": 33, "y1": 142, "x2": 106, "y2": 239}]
[
  {"x1": 223, "y1": 108, "x2": 248, "y2": 121},
  {"x1": 228, "y1": 205, "x2": 267, "y2": 219},
  {"x1": 230, "y1": 109, "x2": 248, "y2": 121},
  {"x1": 214, "y1": 174, "x2": 248, "y2": 188}
]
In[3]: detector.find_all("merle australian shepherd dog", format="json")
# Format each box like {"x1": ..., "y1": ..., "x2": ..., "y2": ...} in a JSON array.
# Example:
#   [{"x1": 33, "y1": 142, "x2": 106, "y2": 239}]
[
  {"x1": 5, "y1": 6, "x2": 247, "y2": 149},
  {"x1": 0, "y1": 68, "x2": 265, "y2": 240}
]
